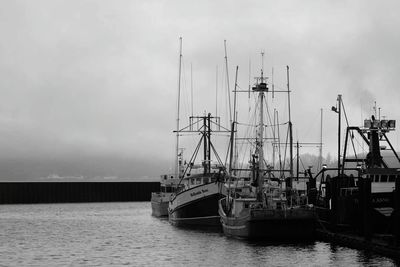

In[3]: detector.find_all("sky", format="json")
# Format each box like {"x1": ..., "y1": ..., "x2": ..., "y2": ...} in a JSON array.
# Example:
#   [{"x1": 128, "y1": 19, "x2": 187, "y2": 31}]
[{"x1": 0, "y1": 0, "x2": 400, "y2": 180}]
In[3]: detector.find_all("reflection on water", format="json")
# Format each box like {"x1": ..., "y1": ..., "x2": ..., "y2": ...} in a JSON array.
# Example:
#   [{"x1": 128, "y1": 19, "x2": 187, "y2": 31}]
[{"x1": 0, "y1": 202, "x2": 397, "y2": 266}]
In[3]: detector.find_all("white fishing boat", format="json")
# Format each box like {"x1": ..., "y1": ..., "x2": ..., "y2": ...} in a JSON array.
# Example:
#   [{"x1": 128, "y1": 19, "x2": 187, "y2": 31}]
[
  {"x1": 151, "y1": 155, "x2": 182, "y2": 217},
  {"x1": 168, "y1": 113, "x2": 228, "y2": 227}
]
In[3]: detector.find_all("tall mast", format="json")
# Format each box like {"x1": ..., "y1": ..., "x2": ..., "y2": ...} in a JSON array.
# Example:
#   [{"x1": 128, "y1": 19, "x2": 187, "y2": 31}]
[
  {"x1": 228, "y1": 66, "x2": 239, "y2": 174},
  {"x1": 273, "y1": 109, "x2": 276, "y2": 169},
  {"x1": 296, "y1": 141, "x2": 300, "y2": 178},
  {"x1": 175, "y1": 37, "x2": 183, "y2": 179},
  {"x1": 191, "y1": 63, "x2": 193, "y2": 119},
  {"x1": 215, "y1": 65, "x2": 218, "y2": 118},
  {"x1": 337, "y1": 94, "x2": 342, "y2": 178},
  {"x1": 255, "y1": 52, "x2": 267, "y2": 191},
  {"x1": 224, "y1": 40, "x2": 232, "y2": 124},
  {"x1": 258, "y1": 89, "x2": 265, "y2": 173},
  {"x1": 319, "y1": 108, "x2": 323, "y2": 170},
  {"x1": 287, "y1": 66, "x2": 293, "y2": 186}
]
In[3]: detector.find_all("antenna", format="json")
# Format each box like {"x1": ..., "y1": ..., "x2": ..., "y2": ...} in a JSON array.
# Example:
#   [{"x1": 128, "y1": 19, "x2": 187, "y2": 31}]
[
  {"x1": 261, "y1": 51, "x2": 265, "y2": 80},
  {"x1": 379, "y1": 107, "x2": 381, "y2": 121}
]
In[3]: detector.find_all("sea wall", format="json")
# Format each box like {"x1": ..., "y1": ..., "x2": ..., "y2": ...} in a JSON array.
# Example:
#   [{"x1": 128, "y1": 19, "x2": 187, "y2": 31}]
[{"x1": 0, "y1": 182, "x2": 160, "y2": 204}]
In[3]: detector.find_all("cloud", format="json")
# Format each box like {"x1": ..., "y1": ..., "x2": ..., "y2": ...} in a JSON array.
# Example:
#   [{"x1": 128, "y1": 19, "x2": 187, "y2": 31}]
[{"x1": 1, "y1": 0, "x2": 400, "y2": 179}]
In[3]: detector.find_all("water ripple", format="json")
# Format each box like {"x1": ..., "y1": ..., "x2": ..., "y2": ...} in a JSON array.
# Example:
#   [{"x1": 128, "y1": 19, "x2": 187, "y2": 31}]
[{"x1": 0, "y1": 202, "x2": 397, "y2": 266}]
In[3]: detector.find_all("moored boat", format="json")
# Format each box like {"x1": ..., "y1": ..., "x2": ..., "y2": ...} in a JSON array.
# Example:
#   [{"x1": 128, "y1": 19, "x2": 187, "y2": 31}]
[
  {"x1": 168, "y1": 113, "x2": 229, "y2": 227},
  {"x1": 151, "y1": 173, "x2": 181, "y2": 217},
  {"x1": 219, "y1": 62, "x2": 316, "y2": 239},
  {"x1": 169, "y1": 172, "x2": 226, "y2": 226}
]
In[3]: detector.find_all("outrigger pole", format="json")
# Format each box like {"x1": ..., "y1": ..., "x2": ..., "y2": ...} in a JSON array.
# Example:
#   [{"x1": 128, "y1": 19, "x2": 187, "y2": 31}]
[
  {"x1": 175, "y1": 37, "x2": 183, "y2": 179},
  {"x1": 287, "y1": 66, "x2": 294, "y2": 187}
]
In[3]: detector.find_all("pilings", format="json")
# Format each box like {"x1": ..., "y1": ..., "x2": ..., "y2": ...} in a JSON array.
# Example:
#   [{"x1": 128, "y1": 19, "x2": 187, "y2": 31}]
[
  {"x1": 396, "y1": 177, "x2": 400, "y2": 244},
  {"x1": 358, "y1": 176, "x2": 372, "y2": 240},
  {"x1": 0, "y1": 182, "x2": 160, "y2": 204}
]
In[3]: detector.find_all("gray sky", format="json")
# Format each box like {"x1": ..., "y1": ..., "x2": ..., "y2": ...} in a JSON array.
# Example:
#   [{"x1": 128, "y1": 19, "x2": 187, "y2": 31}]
[{"x1": 1, "y1": 0, "x2": 400, "y2": 180}]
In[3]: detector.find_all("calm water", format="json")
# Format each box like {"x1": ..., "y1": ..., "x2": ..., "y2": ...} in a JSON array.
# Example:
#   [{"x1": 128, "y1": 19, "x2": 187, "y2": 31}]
[{"x1": 0, "y1": 202, "x2": 398, "y2": 266}]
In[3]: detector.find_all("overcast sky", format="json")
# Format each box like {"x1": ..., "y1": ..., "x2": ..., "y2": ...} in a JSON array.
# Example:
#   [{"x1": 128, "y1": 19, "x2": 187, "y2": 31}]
[{"x1": 1, "y1": 0, "x2": 399, "y2": 180}]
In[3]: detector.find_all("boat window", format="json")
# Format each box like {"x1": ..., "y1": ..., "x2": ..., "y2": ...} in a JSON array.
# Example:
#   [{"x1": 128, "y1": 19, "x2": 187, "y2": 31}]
[
  {"x1": 203, "y1": 178, "x2": 209, "y2": 183},
  {"x1": 191, "y1": 179, "x2": 195, "y2": 185},
  {"x1": 244, "y1": 203, "x2": 249, "y2": 208},
  {"x1": 381, "y1": 175, "x2": 388, "y2": 182},
  {"x1": 374, "y1": 175, "x2": 380, "y2": 182},
  {"x1": 389, "y1": 175, "x2": 395, "y2": 182},
  {"x1": 196, "y1": 178, "x2": 201, "y2": 184}
]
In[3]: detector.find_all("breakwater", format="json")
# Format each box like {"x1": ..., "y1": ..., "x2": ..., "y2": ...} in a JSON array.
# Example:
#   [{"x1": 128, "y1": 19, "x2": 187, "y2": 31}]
[{"x1": 0, "y1": 182, "x2": 159, "y2": 204}]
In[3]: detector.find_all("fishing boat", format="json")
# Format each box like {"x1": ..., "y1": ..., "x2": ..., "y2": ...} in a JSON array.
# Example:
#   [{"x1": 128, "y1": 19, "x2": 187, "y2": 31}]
[
  {"x1": 218, "y1": 63, "x2": 316, "y2": 239},
  {"x1": 166, "y1": 38, "x2": 232, "y2": 227},
  {"x1": 168, "y1": 113, "x2": 228, "y2": 227},
  {"x1": 151, "y1": 175, "x2": 178, "y2": 217},
  {"x1": 151, "y1": 154, "x2": 183, "y2": 217},
  {"x1": 314, "y1": 96, "x2": 400, "y2": 236}
]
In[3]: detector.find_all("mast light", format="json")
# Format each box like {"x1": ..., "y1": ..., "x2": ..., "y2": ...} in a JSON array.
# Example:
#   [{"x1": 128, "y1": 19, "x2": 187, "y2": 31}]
[
  {"x1": 364, "y1": 119, "x2": 371, "y2": 128},
  {"x1": 372, "y1": 120, "x2": 380, "y2": 128},
  {"x1": 364, "y1": 119, "x2": 396, "y2": 129}
]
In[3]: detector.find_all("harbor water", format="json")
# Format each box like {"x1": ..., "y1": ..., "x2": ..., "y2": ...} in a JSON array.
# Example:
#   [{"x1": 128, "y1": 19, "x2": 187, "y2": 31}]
[{"x1": 0, "y1": 202, "x2": 398, "y2": 266}]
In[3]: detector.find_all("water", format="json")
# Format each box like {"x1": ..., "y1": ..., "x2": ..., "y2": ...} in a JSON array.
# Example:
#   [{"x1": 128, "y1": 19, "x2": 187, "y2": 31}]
[{"x1": 0, "y1": 202, "x2": 397, "y2": 266}]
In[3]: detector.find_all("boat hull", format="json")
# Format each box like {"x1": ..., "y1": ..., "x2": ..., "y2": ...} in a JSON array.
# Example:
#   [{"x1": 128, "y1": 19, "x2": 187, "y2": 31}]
[
  {"x1": 151, "y1": 192, "x2": 171, "y2": 217},
  {"x1": 169, "y1": 182, "x2": 225, "y2": 227},
  {"x1": 220, "y1": 207, "x2": 316, "y2": 240}
]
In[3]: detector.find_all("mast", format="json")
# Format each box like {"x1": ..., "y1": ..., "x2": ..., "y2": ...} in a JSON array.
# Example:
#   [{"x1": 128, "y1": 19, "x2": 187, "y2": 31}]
[
  {"x1": 228, "y1": 66, "x2": 239, "y2": 174},
  {"x1": 276, "y1": 110, "x2": 282, "y2": 177},
  {"x1": 215, "y1": 65, "x2": 218, "y2": 118},
  {"x1": 286, "y1": 66, "x2": 293, "y2": 187},
  {"x1": 273, "y1": 108, "x2": 276, "y2": 169},
  {"x1": 337, "y1": 95, "x2": 342, "y2": 177},
  {"x1": 175, "y1": 37, "x2": 183, "y2": 179},
  {"x1": 296, "y1": 141, "x2": 300, "y2": 179},
  {"x1": 203, "y1": 115, "x2": 208, "y2": 174},
  {"x1": 224, "y1": 40, "x2": 232, "y2": 124},
  {"x1": 207, "y1": 113, "x2": 211, "y2": 173},
  {"x1": 258, "y1": 53, "x2": 265, "y2": 177},
  {"x1": 319, "y1": 108, "x2": 323, "y2": 170},
  {"x1": 250, "y1": 52, "x2": 268, "y2": 201},
  {"x1": 191, "y1": 63, "x2": 193, "y2": 119}
]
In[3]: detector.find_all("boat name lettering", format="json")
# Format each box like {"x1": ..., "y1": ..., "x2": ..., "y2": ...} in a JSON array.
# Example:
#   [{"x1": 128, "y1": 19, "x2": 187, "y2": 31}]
[
  {"x1": 372, "y1": 197, "x2": 390, "y2": 204},
  {"x1": 190, "y1": 191, "x2": 202, "y2": 197},
  {"x1": 190, "y1": 189, "x2": 208, "y2": 197}
]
